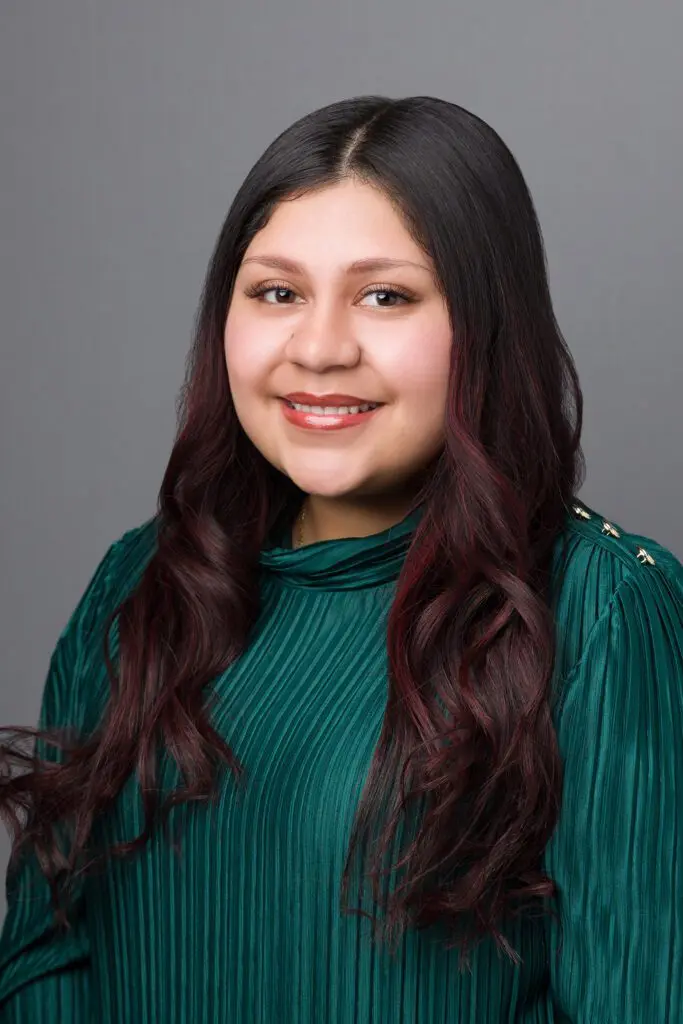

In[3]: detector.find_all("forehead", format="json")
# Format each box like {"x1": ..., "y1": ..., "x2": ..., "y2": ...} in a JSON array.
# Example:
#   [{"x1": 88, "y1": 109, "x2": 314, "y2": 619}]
[{"x1": 241, "y1": 179, "x2": 431, "y2": 269}]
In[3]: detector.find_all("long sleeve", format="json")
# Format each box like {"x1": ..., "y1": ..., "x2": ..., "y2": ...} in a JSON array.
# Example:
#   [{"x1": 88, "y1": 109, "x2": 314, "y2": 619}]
[
  {"x1": 541, "y1": 554, "x2": 683, "y2": 1022},
  {"x1": 0, "y1": 538, "x2": 123, "y2": 1022}
]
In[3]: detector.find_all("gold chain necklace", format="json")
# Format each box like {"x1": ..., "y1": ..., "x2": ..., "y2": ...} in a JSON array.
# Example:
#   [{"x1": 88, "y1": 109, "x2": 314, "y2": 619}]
[{"x1": 294, "y1": 502, "x2": 306, "y2": 549}]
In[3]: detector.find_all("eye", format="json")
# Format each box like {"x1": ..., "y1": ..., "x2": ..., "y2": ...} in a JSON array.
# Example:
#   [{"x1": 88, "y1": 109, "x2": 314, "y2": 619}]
[
  {"x1": 357, "y1": 285, "x2": 414, "y2": 308},
  {"x1": 243, "y1": 281, "x2": 416, "y2": 307},
  {"x1": 244, "y1": 281, "x2": 301, "y2": 305}
]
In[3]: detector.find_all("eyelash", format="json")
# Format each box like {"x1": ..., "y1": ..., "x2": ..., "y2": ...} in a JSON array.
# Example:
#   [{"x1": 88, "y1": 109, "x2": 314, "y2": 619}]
[{"x1": 243, "y1": 280, "x2": 415, "y2": 306}]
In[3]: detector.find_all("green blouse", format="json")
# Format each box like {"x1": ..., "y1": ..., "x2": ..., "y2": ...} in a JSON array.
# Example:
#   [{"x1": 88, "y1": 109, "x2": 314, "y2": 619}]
[{"x1": 1, "y1": 500, "x2": 682, "y2": 1023}]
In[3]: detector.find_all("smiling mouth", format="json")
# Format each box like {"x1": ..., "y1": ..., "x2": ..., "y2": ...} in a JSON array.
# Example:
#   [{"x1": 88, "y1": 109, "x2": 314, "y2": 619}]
[
  {"x1": 281, "y1": 399, "x2": 383, "y2": 413},
  {"x1": 278, "y1": 398, "x2": 385, "y2": 430}
]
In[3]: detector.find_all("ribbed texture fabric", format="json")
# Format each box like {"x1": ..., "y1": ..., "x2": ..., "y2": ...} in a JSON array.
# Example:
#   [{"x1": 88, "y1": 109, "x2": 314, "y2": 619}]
[{"x1": 1, "y1": 500, "x2": 682, "y2": 1023}]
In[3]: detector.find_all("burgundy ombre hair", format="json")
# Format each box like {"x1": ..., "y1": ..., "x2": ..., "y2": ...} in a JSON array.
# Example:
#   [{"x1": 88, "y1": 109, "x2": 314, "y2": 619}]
[{"x1": 0, "y1": 95, "x2": 584, "y2": 967}]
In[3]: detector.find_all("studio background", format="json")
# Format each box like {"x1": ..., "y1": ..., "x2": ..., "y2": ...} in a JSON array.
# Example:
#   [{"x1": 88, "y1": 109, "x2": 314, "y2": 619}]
[{"x1": 1, "y1": 0, "x2": 681, "y2": 924}]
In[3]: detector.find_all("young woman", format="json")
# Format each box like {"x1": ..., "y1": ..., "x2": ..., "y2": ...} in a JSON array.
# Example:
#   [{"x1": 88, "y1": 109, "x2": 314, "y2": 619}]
[{"x1": 1, "y1": 94, "x2": 681, "y2": 1023}]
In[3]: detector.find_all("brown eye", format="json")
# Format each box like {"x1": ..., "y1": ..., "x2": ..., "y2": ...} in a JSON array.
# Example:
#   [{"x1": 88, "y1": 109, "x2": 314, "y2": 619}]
[
  {"x1": 244, "y1": 282, "x2": 301, "y2": 304},
  {"x1": 357, "y1": 286, "x2": 414, "y2": 307},
  {"x1": 264, "y1": 287, "x2": 296, "y2": 304}
]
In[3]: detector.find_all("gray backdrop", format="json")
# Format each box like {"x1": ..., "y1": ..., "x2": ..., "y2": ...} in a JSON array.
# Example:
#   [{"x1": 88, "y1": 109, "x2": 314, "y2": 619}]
[{"x1": 1, "y1": 0, "x2": 681, "y2": 923}]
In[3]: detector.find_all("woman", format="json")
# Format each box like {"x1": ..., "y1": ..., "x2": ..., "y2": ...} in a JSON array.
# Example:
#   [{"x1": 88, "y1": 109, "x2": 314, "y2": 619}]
[{"x1": 0, "y1": 94, "x2": 681, "y2": 1023}]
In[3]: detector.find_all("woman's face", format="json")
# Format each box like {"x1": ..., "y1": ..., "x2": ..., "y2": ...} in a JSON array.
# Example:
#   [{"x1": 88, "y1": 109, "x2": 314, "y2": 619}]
[{"x1": 224, "y1": 178, "x2": 452, "y2": 504}]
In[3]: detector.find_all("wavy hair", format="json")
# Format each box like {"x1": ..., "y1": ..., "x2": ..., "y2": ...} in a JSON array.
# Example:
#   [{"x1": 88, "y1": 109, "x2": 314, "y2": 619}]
[{"x1": 0, "y1": 94, "x2": 584, "y2": 968}]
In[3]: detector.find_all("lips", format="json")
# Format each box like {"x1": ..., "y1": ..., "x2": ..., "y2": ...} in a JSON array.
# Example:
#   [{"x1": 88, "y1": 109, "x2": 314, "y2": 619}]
[
  {"x1": 280, "y1": 399, "x2": 383, "y2": 430},
  {"x1": 283, "y1": 392, "x2": 382, "y2": 406}
]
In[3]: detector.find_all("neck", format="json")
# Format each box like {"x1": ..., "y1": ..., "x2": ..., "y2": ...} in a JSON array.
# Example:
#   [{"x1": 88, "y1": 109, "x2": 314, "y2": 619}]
[{"x1": 294, "y1": 492, "x2": 422, "y2": 547}]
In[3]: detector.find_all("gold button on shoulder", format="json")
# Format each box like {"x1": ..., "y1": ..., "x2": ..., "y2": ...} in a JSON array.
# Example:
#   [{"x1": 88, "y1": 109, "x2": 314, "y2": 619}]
[
  {"x1": 568, "y1": 500, "x2": 659, "y2": 570},
  {"x1": 636, "y1": 546, "x2": 656, "y2": 565}
]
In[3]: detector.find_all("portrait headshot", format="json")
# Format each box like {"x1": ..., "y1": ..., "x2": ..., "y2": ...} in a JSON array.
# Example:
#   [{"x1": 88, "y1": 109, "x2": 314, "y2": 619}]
[{"x1": 1, "y1": 4, "x2": 681, "y2": 1023}]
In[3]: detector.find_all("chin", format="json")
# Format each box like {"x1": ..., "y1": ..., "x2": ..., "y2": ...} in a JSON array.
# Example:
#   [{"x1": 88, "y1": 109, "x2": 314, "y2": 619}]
[{"x1": 283, "y1": 469, "x2": 372, "y2": 499}]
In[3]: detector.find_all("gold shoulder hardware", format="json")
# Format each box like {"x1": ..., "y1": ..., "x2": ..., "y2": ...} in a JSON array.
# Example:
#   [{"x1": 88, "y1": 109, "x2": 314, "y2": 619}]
[{"x1": 570, "y1": 502, "x2": 657, "y2": 568}]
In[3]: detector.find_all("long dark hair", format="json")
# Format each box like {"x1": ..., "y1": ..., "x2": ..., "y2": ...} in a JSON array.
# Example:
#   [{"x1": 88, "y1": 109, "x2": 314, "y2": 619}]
[{"x1": 0, "y1": 94, "x2": 584, "y2": 967}]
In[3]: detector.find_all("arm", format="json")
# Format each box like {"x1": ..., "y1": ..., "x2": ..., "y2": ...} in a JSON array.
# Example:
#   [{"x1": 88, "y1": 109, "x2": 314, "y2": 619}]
[
  {"x1": 0, "y1": 537, "x2": 123, "y2": 1021},
  {"x1": 542, "y1": 555, "x2": 683, "y2": 1021}
]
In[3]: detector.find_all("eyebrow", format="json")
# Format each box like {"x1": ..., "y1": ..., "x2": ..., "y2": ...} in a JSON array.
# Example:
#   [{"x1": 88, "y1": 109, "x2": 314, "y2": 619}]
[{"x1": 240, "y1": 254, "x2": 433, "y2": 276}]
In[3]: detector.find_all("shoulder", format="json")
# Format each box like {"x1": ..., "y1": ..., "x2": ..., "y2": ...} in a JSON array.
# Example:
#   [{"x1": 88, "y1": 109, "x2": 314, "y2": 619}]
[
  {"x1": 55, "y1": 515, "x2": 160, "y2": 674},
  {"x1": 558, "y1": 498, "x2": 682, "y2": 580},
  {"x1": 101, "y1": 515, "x2": 160, "y2": 604},
  {"x1": 35, "y1": 515, "x2": 160, "y2": 738},
  {"x1": 546, "y1": 500, "x2": 683, "y2": 832},
  {"x1": 549, "y1": 498, "x2": 683, "y2": 685}
]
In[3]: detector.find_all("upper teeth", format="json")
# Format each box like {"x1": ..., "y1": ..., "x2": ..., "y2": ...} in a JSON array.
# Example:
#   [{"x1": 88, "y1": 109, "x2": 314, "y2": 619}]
[{"x1": 288, "y1": 401, "x2": 379, "y2": 414}]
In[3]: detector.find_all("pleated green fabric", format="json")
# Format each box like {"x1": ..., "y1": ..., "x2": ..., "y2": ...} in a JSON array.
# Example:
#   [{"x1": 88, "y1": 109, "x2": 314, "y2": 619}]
[{"x1": 1, "y1": 499, "x2": 682, "y2": 1023}]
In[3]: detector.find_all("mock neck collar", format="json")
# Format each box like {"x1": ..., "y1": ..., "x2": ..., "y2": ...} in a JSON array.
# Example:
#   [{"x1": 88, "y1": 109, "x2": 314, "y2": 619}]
[{"x1": 258, "y1": 504, "x2": 425, "y2": 591}]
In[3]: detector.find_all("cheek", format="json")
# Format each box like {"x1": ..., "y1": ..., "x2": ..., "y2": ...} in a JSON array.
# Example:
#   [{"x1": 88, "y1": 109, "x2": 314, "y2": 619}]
[
  {"x1": 382, "y1": 327, "x2": 451, "y2": 456},
  {"x1": 386, "y1": 327, "x2": 451, "y2": 404},
  {"x1": 224, "y1": 310, "x2": 272, "y2": 394}
]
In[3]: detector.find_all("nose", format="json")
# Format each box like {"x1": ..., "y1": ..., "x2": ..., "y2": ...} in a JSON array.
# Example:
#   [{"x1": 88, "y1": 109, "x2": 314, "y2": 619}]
[{"x1": 284, "y1": 302, "x2": 361, "y2": 371}]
